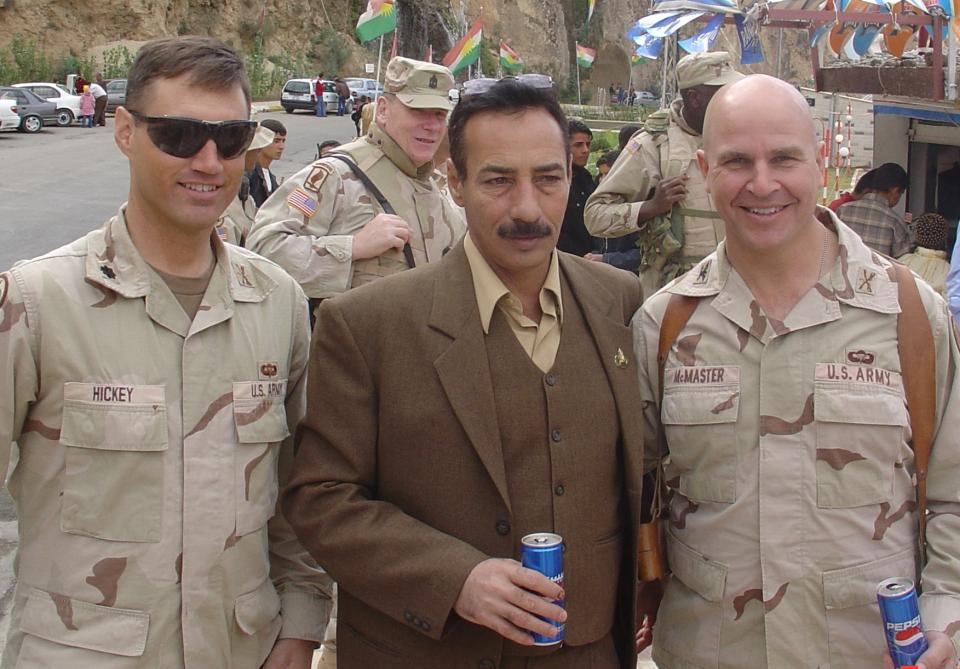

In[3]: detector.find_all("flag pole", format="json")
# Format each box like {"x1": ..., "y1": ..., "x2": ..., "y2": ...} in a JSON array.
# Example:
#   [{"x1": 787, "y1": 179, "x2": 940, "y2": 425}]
[
  {"x1": 376, "y1": 34, "x2": 385, "y2": 89},
  {"x1": 576, "y1": 61, "x2": 582, "y2": 106}
]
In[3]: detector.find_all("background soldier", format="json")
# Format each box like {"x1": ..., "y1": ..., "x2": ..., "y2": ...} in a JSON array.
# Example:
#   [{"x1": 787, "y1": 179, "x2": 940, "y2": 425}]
[
  {"x1": 634, "y1": 74, "x2": 960, "y2": 669},
  {"x1": 0, "y1": 36, "x2": 331, "y2": 668},
  {"x1": 585, "y1": 51, "x2": 742, "y2": 294},
  {"x1": 216, "y1": 123, "x2": 275, "y2": 246},
  {"x1": 247, "y1": 56, "x2": 465, "y2": 302}
]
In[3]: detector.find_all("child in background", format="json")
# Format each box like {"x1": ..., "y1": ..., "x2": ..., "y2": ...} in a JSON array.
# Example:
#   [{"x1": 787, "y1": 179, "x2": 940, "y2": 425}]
[{"x1": 79, "y1": 85, "x2": 94, "y2": 128}]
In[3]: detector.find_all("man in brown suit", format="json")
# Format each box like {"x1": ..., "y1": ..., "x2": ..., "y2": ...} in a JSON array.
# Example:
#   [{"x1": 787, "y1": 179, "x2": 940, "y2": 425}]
[{"x1": 283, "y1": 80, "x2": 646, "y2": 669}]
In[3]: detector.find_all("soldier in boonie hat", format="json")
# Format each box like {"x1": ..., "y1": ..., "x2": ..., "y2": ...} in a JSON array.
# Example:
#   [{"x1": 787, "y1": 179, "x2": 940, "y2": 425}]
[
  {"x1": 676, "y1": 50, "x2": 744, "y2": 90},
  {"x1": 384, "y1": 56, "x2": 455, "y2": 111},
  {"x1": 247, "y1": 123, "x2": 276, "y2": 151}
]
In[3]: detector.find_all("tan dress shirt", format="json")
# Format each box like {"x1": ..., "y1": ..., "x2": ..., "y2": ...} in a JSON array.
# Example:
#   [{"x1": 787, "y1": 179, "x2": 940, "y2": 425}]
[{"x1": 463, "y1": 234, "x2": 563, "y2": 373}]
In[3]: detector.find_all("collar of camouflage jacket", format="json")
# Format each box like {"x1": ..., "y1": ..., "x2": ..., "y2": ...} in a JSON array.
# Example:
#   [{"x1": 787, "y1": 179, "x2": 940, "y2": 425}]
[
  {"x1": 667, "y1": 206, "x2": 901, "y2": 325},
  {"x1": 670, "y1": 98, "x2": 700, "y2": 138},
  {"x1": 367, "y1": 123, "x2": 437, "y2": 180},
  {"x1": 84, "y1": 206, "x2": 277, "y2": 305}
]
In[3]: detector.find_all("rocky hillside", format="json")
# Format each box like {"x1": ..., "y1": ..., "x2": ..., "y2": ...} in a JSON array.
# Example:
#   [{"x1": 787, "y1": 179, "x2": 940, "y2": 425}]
[{"x1": 0, "y1": 0, "x2": 814, "y2": 92}]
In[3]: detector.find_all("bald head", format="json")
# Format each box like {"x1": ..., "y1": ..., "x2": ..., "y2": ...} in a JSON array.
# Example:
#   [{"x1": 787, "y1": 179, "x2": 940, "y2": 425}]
[{"x1": 702, "y1": 75, "x2": 817, "y2": 155}]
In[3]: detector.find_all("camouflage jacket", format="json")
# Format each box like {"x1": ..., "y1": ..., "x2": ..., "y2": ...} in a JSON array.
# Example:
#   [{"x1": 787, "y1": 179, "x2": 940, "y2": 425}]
[
  {"x1": 633, "y1": 209, "x2": 960, "y2": 668},
  {"x1": 216, "y1": 195, "x2": 258, "y2": 247},
  {"x1": 585, "y1": 100, "x2": 724, "y2": 291},
  {"x1": 247, "y1": 123, "x2": 465, "y2": 298},
  {"x1": 0, "y1": 211, "x2": 332, "y2": 668}
]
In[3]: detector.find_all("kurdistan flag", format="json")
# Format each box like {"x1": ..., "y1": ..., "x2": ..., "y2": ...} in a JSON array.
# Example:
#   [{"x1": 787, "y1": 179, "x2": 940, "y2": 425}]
[
  {"x1": 576, "y1": 42, "x2": 596, "y2": 67},
  {"x1": 356, "y1": 0, "x2": 396, "y2": 43},
  {"x1": 442, "y1": 19, "x2": 483, "y2": 74},
  {"x1": 499, "y1": 41, "x2": 523, "y2": 72}
]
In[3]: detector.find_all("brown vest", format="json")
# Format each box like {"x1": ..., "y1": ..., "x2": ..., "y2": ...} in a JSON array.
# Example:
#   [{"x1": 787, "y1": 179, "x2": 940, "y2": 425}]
[{"x1": 484, "y1": 280, "x2": 624, "y2": 649}]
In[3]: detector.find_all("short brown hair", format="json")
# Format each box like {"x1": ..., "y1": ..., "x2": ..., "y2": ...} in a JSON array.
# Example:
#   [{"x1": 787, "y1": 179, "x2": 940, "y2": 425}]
[{"x1": 125, "y1": 36, "x2": 251, "y2": 113}]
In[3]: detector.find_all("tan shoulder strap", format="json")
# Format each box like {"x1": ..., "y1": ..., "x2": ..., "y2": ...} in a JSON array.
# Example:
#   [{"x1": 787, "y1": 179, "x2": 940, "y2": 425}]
[
  {"x1": 893, "y1": 263, "x2": 936, "y2": 562},
  {"x1": 658, "y1": 294, "x2": 702, "y2": 404}
]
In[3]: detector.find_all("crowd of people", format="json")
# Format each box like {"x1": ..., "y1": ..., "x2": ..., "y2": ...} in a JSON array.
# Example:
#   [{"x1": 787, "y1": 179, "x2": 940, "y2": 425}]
[{"x1": 1, "y1": 35, "x2": 959, "y2": 669}]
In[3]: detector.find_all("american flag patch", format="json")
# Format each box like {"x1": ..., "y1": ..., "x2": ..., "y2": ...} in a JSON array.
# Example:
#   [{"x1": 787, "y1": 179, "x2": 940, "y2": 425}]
[{"x1": 287, "y1": 187, "x2": 318, "y2": 218}]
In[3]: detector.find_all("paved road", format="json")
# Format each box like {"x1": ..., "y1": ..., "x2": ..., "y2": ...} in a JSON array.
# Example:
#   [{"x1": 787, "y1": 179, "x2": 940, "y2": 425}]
[{"x1": 0, "y1": 110, "x2": 657, "y2": 667}]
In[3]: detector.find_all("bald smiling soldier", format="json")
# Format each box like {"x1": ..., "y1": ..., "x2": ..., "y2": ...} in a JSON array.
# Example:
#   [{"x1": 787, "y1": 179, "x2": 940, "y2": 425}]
[{"x1": 633, "y1": 75, "x2": 960, "y2": 669}]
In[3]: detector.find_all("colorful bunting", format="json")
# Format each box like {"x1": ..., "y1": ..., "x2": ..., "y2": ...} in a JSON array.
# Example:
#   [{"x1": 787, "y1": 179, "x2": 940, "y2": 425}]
[{"x1": 679, "y1": 14, "x2": 724, "y2": 52}]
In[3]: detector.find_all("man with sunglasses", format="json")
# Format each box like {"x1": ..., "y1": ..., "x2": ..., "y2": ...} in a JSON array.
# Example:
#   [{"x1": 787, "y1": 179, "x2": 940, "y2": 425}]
[
  {"x1": 283, "y1": 79, "x2": 646, "y2": 669},
  {"x1": 248, "y1": 57, "x2": 465, "y2": 303},
  {"x1": 0, "y1": 36, "x2": 331, "y2": 669}
]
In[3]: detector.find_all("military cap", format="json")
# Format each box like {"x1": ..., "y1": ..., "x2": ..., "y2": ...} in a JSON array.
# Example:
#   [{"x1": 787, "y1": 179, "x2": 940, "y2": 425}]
[
  {"x1": 249, "y1": 124, "x2": 275, "y2": 151},
  {"x1": 676, "y1": 51, "x2": 744, "y2": 90},
  {"x1": 384, "y1": 56, "x2": 455, "y2": 111}
]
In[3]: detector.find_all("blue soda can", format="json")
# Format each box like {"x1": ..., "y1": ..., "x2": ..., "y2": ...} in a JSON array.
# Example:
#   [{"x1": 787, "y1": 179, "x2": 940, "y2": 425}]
[
  {"x1": 521, "y1": 532, "x2": 565, "y2": 646},
  {"x1": 877, "y1": 577, "x2": 929, "y2": 668}
]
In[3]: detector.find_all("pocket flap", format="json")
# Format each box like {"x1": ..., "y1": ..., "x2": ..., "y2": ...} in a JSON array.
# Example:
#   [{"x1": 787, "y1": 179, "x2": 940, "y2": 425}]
[
  {"x1": 822, "y1": 548, "x2": 916, "y2": 609},
  {"x1": 20, "y1": 588, "x2": 149, "y2": 657},
  {"x1": 235, "y1": 579, "x2": 282, "y2": 635},
  {"x1": 814, "y1": 366, "x2": 907, "y2": 426},
  {"x1": 233, "y1": 381, "x2": 290, "y2": 444},
  {"x1": 61, "y1": 383, "x2": 168, "y2": 451},
  {"x1": 662, "y1": 367, "x2": 740, "y2": 426},
  {"x1": 667, "y1": 532, "x2": 727, "y2": 603}
]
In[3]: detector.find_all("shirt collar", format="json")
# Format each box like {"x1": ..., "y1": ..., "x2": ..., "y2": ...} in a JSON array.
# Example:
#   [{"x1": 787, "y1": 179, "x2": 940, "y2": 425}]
[
  {"x1": 463, "y1": 233, "x2": 563, "y2": 333},
  {"x1": 367, "y1": 123, "x2": 435, "y2": 179}
]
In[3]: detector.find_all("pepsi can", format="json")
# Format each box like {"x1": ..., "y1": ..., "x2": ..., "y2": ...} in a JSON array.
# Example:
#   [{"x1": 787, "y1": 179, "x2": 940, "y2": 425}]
[
  {"x1": 877, "y1": 577, "x2": 928, "y2": 668},
  {"x1": 521, "y1": 532, "x2": 565, "y2": 646}
]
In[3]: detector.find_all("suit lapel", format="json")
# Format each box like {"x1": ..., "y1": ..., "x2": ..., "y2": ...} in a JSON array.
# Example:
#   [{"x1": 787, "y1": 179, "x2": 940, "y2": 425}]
[{"x1": 429, "y1": 246, "x2": 512, "y2": 513}]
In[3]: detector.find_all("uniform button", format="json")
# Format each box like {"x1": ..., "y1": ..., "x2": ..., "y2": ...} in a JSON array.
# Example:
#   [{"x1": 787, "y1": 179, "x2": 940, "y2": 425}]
[
  {"x1": 496, "y1": 520, "x2": 511, "y2": 535},
  {"x1": 554, "y1": 484, "x2": 565, "y2": 496},
  {"x1": 545, "y1": 373, "x2": 557, "y2": 386},
  {"x1": 551, "y1": 429, "x2": 562, "y2": 443},
  {"x1": 479, "y1": 660, "x2": 496, "y2": 669}
]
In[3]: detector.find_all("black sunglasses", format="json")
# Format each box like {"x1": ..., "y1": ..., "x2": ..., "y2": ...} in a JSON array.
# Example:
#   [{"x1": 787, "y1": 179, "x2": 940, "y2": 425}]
[{"x1": 128, "y1": 111, "x2": 258, "y2": 159}]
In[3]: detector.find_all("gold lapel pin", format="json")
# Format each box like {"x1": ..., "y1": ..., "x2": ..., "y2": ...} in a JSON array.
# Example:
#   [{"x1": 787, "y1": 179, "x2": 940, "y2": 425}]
[{"x1": 614, "y1": 348, "x2": 628, "y2": 369}]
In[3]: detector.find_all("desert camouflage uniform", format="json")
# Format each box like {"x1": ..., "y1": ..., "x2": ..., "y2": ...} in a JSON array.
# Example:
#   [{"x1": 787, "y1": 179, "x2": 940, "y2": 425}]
[
  {"x1": 216, "y1": 195, "x2": 257, "y2": 247},
  {"x1": 585, "y1": 99, "x2": 724, "y2": 293},
  {"x1": 633, "y1": 209, "x2": 960, "y2": 668},
  {"x1": 0, "y1": 210, "x2": 332, "y2": 668},
  {"x1": 247, "y1": 123, "x2": 465, "y2": 298}
]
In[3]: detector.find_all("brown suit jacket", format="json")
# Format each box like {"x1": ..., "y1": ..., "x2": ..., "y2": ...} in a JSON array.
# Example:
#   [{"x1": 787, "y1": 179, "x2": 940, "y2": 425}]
[{"x1": 282, "y1": 243, "x2": 646, "y2": 669}]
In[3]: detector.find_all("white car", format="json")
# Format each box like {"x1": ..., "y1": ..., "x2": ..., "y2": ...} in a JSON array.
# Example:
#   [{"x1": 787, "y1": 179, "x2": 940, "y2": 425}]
[
  {"x1": 12, "y1": 82, "x2": 82, "y2": 126},
  {"x1": 0, "y1": 99, "x2": 21, "y2": 132},
  {"x1": 280, "y1": 78, "x2": 353, "y2": 115},
  {"x1": 345, "y1": 77, "x2": 383, "y2": 101}
]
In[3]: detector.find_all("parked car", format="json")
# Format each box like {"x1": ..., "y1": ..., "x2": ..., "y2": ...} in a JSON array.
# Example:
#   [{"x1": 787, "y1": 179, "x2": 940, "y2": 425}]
[
  {"x1": 105, "y1": 78, "x2": 126, "y2": 114},
  {"x1": 0, "y1": 86, "x2": 59, "y2": 133},
  {"x1": 345, "y1": 77, "x2": 383, "y2": 101},
  {"x1": 635, "y1": 91, "x2": 658, "y2": 105},
  {"x1": 0, "y1": 99, "x2": 21, "y2": 132},
  {"x1": 11, "y1": 82, "x2": 82, "y2": 126},
  {"x1": 280, "y1": 78, "x2": 353, "y2": 114}
]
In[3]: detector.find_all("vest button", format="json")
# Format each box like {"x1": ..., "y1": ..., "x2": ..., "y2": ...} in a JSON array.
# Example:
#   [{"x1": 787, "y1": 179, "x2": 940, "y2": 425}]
[
  {"x1": 495, "y1": 520, "x2": 511, "y2": 535},
  {"x1": 551, "y1": 429, "x2": 562, "y2": 443},
  {"x1": 545, "y1": 373, "x2": 557, "y2": 386},
  {"x1": 479, "y1": 660, "x2": 496, "y2": 669},
  {"x1": 554, "y1": 484, "x2": 565, "y2": 496}
]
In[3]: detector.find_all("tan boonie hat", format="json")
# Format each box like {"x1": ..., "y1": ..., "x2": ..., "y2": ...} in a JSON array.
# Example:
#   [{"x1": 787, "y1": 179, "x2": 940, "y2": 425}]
[
  {"x1": 385, "y1": 56, "x2": 455, "y2": 111},
  {"x1": 676, "y1": 51, "x2": 744, "y2": 90},
  {"x1": 248, "y1": 124, "x2": 275, "y2": 151}
]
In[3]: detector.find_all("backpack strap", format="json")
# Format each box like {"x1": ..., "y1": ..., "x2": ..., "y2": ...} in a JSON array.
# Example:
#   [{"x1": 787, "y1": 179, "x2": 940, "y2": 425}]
[
  {"x1": 893, "y1": 263, "x2": 936, "y2": 564},
  {"x1": 638, "y1": 293, "x2": 702, "y2": 582},
  {"x1": 326, "y1": 153, "x2": 416, "y2": 270}
]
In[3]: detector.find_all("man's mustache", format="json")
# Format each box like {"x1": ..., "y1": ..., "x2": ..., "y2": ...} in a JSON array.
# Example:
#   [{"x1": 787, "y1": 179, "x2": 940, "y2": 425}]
[{"x1": 497, "y1": 220, "x2": 553, "y2": 239}]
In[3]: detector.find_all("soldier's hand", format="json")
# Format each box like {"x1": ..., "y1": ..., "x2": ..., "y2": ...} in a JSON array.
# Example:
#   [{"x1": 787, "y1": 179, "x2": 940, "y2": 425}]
[
  {"x1": 646, "y1": 175, "x2": 689, "y2": 217},
  {"x1": 260, "y1": 638, "x2": 316, "y2": 669},
  {"x1": 352, "y1": 214, "x2": 411, "y2": 260},
  {"x1": 881, "y1": 630, "x2": 957, "y2": 669},
  {"x1": 453, "y1": 558, "x2": 566, "y2": 645}
]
